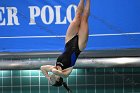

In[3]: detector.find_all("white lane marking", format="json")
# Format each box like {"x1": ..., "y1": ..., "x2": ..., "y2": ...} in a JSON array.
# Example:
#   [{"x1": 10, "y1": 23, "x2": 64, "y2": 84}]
[{"x1": 0, "y1": 32, "x2": 140, "y2": 39}]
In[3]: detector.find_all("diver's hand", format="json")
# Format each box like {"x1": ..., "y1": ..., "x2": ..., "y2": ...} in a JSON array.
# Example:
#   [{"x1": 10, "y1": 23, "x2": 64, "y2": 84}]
[
  {"x1": 52, "y1": 69, "x2": 69, "y2": 78},
  {"x1": 51, "y1": 68, "x2": 59, "y2": 74}
]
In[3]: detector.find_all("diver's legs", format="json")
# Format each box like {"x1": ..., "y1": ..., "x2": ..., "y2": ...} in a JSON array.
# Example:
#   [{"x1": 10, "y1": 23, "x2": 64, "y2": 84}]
[
  {"x1": 78, "y1": 0, "x2": 90, "y2": 51},
  {"x1": 65, "y1": 0, "x2": 84, "y2": 43}
]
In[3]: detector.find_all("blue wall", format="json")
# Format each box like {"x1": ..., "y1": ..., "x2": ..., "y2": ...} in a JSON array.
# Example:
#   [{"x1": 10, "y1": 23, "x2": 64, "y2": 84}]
[{"x1": 0, "y1": 0, "x2": 140, "y2": 52}]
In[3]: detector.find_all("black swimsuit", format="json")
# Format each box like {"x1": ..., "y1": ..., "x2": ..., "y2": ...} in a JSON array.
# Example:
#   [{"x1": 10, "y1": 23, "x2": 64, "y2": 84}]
[{"x1": 56, "y1": 35, "x2": 81, "y2": 70}]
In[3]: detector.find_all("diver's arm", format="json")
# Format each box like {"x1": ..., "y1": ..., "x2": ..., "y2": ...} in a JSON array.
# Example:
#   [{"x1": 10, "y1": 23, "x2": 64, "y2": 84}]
[
  {"x1": 40, "y1": 65, "x2": 56, "y2": 79},
  {"x1": 52, "y1": 67, "x2": 73, "y2": 78}
]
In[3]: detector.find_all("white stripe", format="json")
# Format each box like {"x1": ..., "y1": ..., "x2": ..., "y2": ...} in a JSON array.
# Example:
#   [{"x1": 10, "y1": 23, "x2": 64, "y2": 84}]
[
  {"x1": 0, "y1": 32, "x2": 140, "y2": 39},
  {"x1": 89, "y1": 32, "x2": 140, "y2": 37},
  {"x1": 0, "y1": 35, "x2": 66, "y2": 39}
]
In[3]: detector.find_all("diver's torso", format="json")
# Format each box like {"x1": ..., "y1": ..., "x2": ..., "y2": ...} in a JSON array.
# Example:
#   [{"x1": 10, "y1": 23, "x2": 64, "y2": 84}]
[{"x1": 56, "y1": 35, "x2": 81, "y2": 70}]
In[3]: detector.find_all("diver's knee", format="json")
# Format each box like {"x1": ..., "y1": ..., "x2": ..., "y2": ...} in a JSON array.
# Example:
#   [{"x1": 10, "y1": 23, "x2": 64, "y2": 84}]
[{"x1": 40, "y1": 65, "x2": 46, "y2": 71}]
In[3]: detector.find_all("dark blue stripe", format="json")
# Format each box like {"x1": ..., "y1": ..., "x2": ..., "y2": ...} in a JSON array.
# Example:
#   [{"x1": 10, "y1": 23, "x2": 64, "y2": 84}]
[{"x1": 71, "y1": 52, "x2": 76, "y2": 66}]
